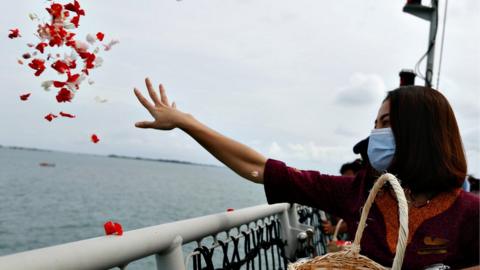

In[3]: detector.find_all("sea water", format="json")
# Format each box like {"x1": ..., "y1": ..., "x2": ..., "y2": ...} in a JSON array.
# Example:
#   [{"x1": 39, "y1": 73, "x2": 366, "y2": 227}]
[{"x1": 0, "y1": 147, "x2": 267, "y2": 269}]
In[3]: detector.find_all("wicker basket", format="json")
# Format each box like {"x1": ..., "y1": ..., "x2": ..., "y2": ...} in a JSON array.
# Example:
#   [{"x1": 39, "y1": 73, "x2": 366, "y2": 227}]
[{"x1": 289, "y1": 173, "x2": 409, "y2": 270}]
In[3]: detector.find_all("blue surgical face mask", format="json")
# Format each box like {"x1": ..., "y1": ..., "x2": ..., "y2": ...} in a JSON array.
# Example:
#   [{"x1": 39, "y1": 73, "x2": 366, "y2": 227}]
[{"x1": 367, "y1": 127, "x2": 396, "y2": 172}]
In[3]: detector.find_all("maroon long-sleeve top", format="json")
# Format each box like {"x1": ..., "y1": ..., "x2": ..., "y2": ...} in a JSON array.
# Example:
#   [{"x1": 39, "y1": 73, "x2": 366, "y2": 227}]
[{"x1": 263, "y1": 159, "x2": 479, "y2": 269}]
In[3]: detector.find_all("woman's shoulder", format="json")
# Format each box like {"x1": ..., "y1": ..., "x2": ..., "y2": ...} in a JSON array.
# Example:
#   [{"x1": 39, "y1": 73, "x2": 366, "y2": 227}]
[{"x1": 455, "y1": 190, "x2": 479, "y2": 215}]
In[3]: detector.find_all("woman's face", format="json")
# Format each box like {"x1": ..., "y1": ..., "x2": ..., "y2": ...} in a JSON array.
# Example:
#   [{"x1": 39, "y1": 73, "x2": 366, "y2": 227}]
[{"x1": 374, "y1": 99, "x2": 391, "y2": 129}]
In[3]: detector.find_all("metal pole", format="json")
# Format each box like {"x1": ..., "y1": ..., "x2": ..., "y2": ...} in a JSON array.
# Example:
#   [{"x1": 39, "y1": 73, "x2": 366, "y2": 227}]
[
  {"x1": 155, "y1": 236, "x2": 186, "y2": 270},
  {"x1": 425, "y1": 0, "x2": 438, "y2": 87},
  {"x1": 279, "y1": 204, "x2": 314, "y2": 260}
]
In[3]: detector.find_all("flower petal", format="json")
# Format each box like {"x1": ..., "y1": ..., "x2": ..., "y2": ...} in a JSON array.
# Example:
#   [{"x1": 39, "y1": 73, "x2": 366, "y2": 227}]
[
  {"x1": 20, "y1": 93, "x2": 31, "y2": 101},
  {"x1": 8, "y1": 28, "x2": 21, "y2": 39},
  {"x1": 91, "y1": 134, "x2": 100, "y2": 143},
  {"x1": 44, "y1": 113, "x2": 58, "y2": 122},
  {"x1": 96, "y1": 32, "x2": 104, "y2": 41},
  {"x1": 59, "y1": 111, "x2": 76, "y2": 118}
]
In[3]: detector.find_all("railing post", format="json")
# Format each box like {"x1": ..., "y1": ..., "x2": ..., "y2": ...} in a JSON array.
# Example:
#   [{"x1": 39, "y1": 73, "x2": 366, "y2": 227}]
[
  {"x1": 155, "y1": 236, "x2": 186, "y2": 270},
  {"x1": 279, "y1": 204, "x2": 313, "y2": 260}
]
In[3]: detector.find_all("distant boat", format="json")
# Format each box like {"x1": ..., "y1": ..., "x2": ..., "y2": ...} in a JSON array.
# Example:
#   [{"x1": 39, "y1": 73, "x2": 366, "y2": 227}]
[{"x1": 39, "y1": 162, "x2": 55, "y2": 167}]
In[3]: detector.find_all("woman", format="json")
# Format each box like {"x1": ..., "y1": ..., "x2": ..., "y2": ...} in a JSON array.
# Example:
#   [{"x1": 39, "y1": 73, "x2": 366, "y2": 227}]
[{"x1": 133, "y1": 79, "x2": 479, "y2": 269}]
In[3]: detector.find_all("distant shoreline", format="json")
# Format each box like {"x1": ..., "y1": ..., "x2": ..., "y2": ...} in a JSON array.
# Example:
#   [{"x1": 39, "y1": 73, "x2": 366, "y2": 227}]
[{"x1": 0, "y1": 145, "x2": 220, "y2": 168}]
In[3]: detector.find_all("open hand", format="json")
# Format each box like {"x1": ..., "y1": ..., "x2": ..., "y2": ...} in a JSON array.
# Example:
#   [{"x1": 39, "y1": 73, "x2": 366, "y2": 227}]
[{"x1": 134, "y1": 78, "x2": 181, "y2": 130}]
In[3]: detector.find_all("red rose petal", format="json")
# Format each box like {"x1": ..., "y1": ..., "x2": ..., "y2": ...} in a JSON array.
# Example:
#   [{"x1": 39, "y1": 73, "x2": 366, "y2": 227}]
[
  {"x1": 8, "y1": 28, "x2": 21, "y2": 39},
  {"x1": 104, "y1": 221, "x2": 116, "y2": 235},
  {"x1": 67, "y1": 73, "x2": 80, "y2": 83},
  {"x1": 28, "y1": 59, "x2": 46, "y2": 76},
  {"x1": 71, "y1": 15, "x2": 80, "y2": 28},
  {"x1": 51, "y1": 60, "x2": 70, "y2": 74},
  {"x1": 46, "y1": 3, "x2": 63, "y2": 18},
  {"x1": 35, "y1": 42, "x2": 48, "y2": 53},
  {"x1": 68, "y1": 60, "x2": 77, "y2": 69},
  {"x1": 65, "y1": 1, "x2": 85, "y2": 16},
  {"x1": 103, "y1": 221, "x2": 123, "y2": 236},
  {"x1": 20, "y1": 93, "x2": 31, "y2": 101},
  {"x1": 44, "y1": 113, "x2": 58, "y2": 122},
  {"x1": 59, "y1": 111, "x2": 75, "y2": 118},
  {"x1": 53, "y1": 81, "x2": 66, "y2": 88},
  {"x1": 114, "y1": 223, "x2": 123, "y2": 236},
  {"x1": 91, "y1": 134, "x2": 100, "y2": 144},
  {"x1": 96, "y1": 32, "x2": 104, "y2": 41},
  {"x1": 56, "y1": 88, "x2": 73, "y2": 103}
]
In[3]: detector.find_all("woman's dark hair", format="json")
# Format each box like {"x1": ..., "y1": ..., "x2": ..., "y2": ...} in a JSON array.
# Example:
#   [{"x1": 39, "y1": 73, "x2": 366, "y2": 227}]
[{"x1": 386, "y1": 86, "x2": 467, "y2": 194}]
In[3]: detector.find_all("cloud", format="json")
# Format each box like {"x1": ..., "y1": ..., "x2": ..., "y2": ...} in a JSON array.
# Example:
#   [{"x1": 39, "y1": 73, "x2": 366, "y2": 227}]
[
  {"x1": 268, "y1": 141, "x2": 352, "y2": 162},
  {"x1": 334, "y1": 126, "x2": 361, "y2": 138},
  {"x1": 335, "y1": 73, "x2": 386, "y2": 106}
]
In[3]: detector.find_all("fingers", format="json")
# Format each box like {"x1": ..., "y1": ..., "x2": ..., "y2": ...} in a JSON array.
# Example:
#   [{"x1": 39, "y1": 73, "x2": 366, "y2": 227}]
[
  {"x1": 135, "y1": 121, "x2": 155, "y2": 129},
  {"x1": 159, "y1": 84, "x2": 170, "y2": 106},
  {"x1": 145, "y1": 78, "x2": 162, "y2": 106},
  {"x1": 134, "y1": 88, "x2": 155, "y2": 113}
]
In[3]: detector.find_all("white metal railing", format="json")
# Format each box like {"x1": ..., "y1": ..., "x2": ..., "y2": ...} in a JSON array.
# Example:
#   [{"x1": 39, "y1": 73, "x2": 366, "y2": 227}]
[{"x1": 0, "y1": 203, "x2": 312, "y2": 270}]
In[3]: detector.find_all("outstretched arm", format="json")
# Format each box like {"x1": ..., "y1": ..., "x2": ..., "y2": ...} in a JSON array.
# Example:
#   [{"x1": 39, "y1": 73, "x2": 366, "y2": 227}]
[{"x1": 134, "y1": 78, "x2": 267, "y2": 183}]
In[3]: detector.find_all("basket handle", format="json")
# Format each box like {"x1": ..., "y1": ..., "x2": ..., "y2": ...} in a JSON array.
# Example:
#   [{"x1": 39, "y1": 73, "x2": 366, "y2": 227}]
[
  {"x1": 352, "y1": 173, "x2": 409, "y2": 270},
  {"x1": 332, "y1": 219, "x2": 343, "y2": 241}
]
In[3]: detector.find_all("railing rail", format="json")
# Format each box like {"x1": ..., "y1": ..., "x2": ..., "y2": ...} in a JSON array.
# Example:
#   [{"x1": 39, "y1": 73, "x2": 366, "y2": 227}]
[{"x1": 0, "y1": 203, "x2": 313, "y2": 270}]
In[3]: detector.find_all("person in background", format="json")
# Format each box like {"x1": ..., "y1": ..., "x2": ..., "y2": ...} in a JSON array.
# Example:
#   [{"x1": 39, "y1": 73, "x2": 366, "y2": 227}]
[
  {"x1": 339, "y1": 158, "x2": 363, "y2": 177},
  {"x1": 462, "y1": 176, "x2": 471, "y2": 192},
  {"x1": 467, "y1": 175, "x2": 479, "y2": 195},
  {"x1": 133, "y1": 80, "x2": 479, "y2": 269}
]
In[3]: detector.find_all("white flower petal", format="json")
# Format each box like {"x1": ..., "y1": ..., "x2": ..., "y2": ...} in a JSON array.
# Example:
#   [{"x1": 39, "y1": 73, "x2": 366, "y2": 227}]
[
  {"x1": 86, "y1": 34, "x2": 96, "y2": 45},
  {"x1": 41, "y1": 81, "x2": 53, "y2": 91}
]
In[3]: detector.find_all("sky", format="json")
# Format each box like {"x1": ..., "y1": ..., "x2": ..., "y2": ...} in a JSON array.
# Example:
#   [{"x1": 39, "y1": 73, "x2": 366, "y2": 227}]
[{"x1": 1, "y1": 0, "x2": 479, "y2": 176}]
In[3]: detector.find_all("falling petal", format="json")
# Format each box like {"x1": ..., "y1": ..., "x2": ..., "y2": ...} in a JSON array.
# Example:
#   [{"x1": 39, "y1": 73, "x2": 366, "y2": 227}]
[
  {"x1": 28, "y1": 58, "x2": 46, "y2": 76},
  {"x1": 94, "y1": 56, "x2": 103, "y2": 68},
  {"x1": 20, "y1": 93, "x2": 31, "y2": 101},
  {"x1": 56, "y1": 88, "x2": 73, "y2": 102},
  {"x1": 103, "y1": 39, "x2": 119, "y2": 51},
  {"x1": 44, "y1": 113, "x2": 58, "y2": 122},
  {"x1": 59, "y1": 111, "x2": 76, "y2": 118},
  {"x1": 94, "y1": 96, "x2": 108, "y2": 103},
  {"x1": 41, "y1": 81, "x2": 54, "y2": 91},
  {"x1": 63, "y1": 23, "x2": 75, "y2": 30},
  {"x1": 91, "y1": 134, "x2": 100, "y2": 143},
  {"x1": 96, "y1": 32, "x2": 104, "y2": 41},
  {"x1": 8, "y1": 29, "x2": 21, "y2": 39},
  {"x1": 28, "y1": 13, "x2": 39, "y2": 21},
  {"x1": 35, "y1": 42, "x2": 48, "y2": 53},
  {"x1": 86, "y1": 33, "x2": 96, "y2": 44}
]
